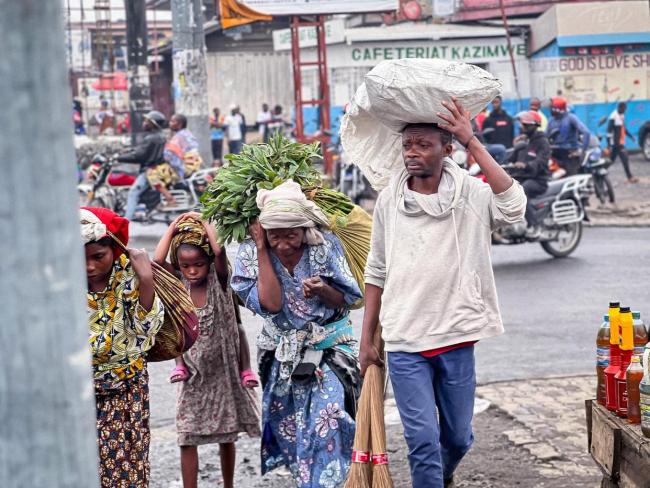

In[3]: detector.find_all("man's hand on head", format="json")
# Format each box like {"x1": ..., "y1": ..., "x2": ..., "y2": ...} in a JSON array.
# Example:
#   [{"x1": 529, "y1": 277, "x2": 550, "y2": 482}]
[{"x1": 437, "y1": 97, "x2": 474, "y2": 146}]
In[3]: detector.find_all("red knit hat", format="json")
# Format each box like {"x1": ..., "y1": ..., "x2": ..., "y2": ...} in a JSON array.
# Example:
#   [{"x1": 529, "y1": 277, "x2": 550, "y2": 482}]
[{"x1": 80, "y1": 206, "x2": 129, "y2": 259}]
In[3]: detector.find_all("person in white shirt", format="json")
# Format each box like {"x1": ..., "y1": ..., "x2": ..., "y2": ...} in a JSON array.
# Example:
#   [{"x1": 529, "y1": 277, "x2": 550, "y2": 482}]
[
  {"x1": 361, "y1": 98, "x2": 526, "y2": 488},
  {"x1": 224, "y1": 105, "x2": 244, "y2": 155},
  {"x1": 257, "y1": 103, "x2": 272, "y2": 142}
]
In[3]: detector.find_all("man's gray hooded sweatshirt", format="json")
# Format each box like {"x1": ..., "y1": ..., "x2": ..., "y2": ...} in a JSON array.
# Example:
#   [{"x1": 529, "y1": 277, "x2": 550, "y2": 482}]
[{"x1": 365, "y1": 158, "x2": 526, "y2": 352}]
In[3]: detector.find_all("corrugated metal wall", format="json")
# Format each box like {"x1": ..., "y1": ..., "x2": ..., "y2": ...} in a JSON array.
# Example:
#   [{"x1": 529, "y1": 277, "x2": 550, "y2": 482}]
[{"x1": 205, "y1": 51, "x2": 293, "y2": 129}]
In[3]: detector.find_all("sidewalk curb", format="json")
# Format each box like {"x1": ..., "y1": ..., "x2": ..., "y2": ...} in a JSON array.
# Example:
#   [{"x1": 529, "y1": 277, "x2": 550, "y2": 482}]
[
  {"x1": 476, "y1": 373, "x2": 593, "y2": 388},
  {"x1": 587, "y1": 222, "x2": 650, "y2": 228}
]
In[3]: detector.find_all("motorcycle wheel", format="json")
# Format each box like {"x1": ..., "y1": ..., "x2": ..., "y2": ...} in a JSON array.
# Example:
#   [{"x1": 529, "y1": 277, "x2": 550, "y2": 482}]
[
  {"x1": 593, "y1": 177, "x2": 606, "y2": 205},
  {"x1": 540, "y1": 222, "x2": 582, "y2": 258},
  {"x1": 593, "y1": 175, "x2": 615, "y2": 205},
  {"x1": 601, "y1": 175, "x2": 615, "y2": 204}
]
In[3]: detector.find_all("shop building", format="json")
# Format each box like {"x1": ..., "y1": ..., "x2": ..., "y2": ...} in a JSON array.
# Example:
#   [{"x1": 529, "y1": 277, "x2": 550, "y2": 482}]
[{"x1": 529, "y1": 1, "x2": 650, "y2": 147}]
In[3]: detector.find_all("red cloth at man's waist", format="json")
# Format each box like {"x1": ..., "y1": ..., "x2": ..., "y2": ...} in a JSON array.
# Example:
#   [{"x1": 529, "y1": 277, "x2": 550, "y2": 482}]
[{"x1": 420, "y1": 341, "x2": 477, "y2": 358}]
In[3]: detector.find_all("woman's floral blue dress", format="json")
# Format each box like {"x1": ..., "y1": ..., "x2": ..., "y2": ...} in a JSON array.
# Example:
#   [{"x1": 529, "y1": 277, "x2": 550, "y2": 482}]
[{"x1": 232, "y1": 231, "x2": 362, "y2": 488}]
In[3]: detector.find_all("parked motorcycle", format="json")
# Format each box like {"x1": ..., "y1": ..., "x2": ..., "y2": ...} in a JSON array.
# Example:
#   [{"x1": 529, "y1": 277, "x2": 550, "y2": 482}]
[
  {"x1": 78, "y1": 153, "x2": 134, "y2": 214},
  {"x1": 330, "y1": 138, "x2": 375, "y2": 204},
  {"x1": 580, "y1": 137, "x2": 615, "y2": 205},
  {"x1": 547, "y1": 133, "x2": 615, "y2": 205},
  {"x1": 494, "y1": 163, "x2": 592, "y2": 258},
  {"x1": 78, "y1": 153, "x2": 217, "y2": 223}
]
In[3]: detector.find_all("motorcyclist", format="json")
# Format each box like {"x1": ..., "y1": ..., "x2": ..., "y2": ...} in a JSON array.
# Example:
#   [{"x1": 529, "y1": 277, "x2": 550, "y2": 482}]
[
  {"x1": 509, "y1": 111, "x2": 552, "y2": 239},
  {"x1": 118, "y1": 110, "x2": 167, "y2": 220},
  {"x1": 546, "y1": 97, "x2": 590, "y2": 176}
]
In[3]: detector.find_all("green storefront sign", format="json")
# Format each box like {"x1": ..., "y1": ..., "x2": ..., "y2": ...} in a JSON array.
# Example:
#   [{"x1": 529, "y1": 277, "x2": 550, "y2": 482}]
[{"x1": 350, "y1": 43, "x2": 526, "y2": 63}]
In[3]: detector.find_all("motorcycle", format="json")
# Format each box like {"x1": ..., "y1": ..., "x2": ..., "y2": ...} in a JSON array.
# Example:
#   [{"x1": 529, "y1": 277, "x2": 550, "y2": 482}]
[
  {"x1": 78, "y1": 153, "x2": 218, "y2": 223},
  {"x1": 548, "y1": 134, "x2": 615, "y2": 205},
  {"x1": 78, "y1": 153, "x2": 134, "y2": 214},
  {"x1": 493, "y1": 163, "x2": 592, "y2": 258},
  {"x1": 462, "y1": 143, "x2": 592, "y2": 258},
  {"x1": 133, "y1": 168, "x2": 217, "y2": 224},
  {"x1": 580, "y1": 137, "x2": 615, "y2": 205},
  {"x1": 329, "y1": 138, "x2": 375, "y2": 204}
]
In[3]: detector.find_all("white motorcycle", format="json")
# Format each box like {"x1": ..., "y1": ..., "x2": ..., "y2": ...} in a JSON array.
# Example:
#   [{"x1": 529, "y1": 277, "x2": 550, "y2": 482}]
[
  {"x1": 494, "y1": 164, "x2": 592, "y2": 258},
  {"x1": 79, "y1": 153, "x2": 218, "y2": 224}
]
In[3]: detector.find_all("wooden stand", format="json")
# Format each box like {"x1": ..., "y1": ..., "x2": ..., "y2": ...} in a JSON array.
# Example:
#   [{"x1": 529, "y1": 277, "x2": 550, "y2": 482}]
[{"x1": 586, "y1": 400, "x2": 650, "y2": 487}]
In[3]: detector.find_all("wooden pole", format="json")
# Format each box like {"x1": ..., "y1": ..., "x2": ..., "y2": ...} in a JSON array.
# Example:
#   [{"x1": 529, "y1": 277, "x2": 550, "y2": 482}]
[
  {"x1": 125, "y1": 0, "x2": 152, "y2": 144},
  {"x1": 0, "y1": 0, "x2": 99, "y2": 486}
]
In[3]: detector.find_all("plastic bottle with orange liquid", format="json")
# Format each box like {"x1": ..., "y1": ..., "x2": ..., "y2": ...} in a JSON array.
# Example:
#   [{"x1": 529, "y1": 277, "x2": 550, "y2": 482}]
[
  {"x1": 615, "y1": 307, "x2": 634, "y2": 418},
  {"x1": 626, "y1": 355, "x2": 644, "y2": 424}
]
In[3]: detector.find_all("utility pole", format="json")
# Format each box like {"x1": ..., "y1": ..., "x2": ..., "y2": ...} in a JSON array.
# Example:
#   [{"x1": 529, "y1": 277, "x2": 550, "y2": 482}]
[
  {"x1": 125, "y1": 0, "x2": 152, "y2": 144},
  {"x1": 171, "y1": 0, "x2": 212, "y2": 164},
  {"x1": 0, "y1": 1, "x2": 99, "y2": 487}
]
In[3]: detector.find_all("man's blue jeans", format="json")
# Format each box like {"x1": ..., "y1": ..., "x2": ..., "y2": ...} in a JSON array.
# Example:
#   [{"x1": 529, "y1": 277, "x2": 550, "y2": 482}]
[
  {"x1": 388, "y1": 346, "x2": 476, "y2": 488},
  {"x1": 125, "y1": 172, "x2": 148, "y2": 220}
]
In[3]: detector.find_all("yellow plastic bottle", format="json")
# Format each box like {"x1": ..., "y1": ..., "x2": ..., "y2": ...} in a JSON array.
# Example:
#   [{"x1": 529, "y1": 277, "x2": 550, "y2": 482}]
[{"x1": 616, "y1": 307, "x2": 634, "y2": 418}]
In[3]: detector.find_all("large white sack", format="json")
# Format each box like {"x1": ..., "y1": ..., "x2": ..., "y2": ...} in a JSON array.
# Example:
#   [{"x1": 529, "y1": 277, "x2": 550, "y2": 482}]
[{"x1": 340, "y1": 59, "x2": 502, "y2": 190}]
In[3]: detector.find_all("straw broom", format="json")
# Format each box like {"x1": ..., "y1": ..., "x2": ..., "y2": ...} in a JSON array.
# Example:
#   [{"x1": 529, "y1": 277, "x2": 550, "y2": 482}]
[
  {"x1": 368, "y1": 363, "x2": 393, "y2": 488},
  {"x1": 343, "y1": 370, "x2": 373, "y2": 488},
  {"x1": 368, "y1": 325, "x2": 393, "y2": 488},
  {"x1": 107, "y1": 231, "x2": 199, "y2": 361},
  {"x1": 344, "y1": 325, "x2": 392, "y2": 487}
]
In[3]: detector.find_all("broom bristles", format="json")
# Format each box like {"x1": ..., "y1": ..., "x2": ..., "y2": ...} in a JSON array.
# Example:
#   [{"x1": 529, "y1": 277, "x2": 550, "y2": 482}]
[
  {"x1": 344, "y1": 362, "x2": 373, "y2": 488},
  {"x1": 367, "y1": 362, "x2": 394, "y2": 488}
]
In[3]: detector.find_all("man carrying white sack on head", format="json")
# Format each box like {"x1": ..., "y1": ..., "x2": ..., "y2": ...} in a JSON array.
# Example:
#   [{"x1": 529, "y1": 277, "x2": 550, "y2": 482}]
[{"x1": 360, "y1": 98, "x2": 526, "y2": 488}]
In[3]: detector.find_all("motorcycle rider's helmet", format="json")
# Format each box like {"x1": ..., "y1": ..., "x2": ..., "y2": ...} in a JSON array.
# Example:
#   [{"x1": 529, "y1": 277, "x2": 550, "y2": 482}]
[
  {"x1": 518, "y1": 111, "x2": 542, "y2": 127},
  {"x1": 550, "y1": 96, "x2": 567, "y2": 115},
  {"x1": 143, "y1": 110, "x2": 167, "y2": 129}
]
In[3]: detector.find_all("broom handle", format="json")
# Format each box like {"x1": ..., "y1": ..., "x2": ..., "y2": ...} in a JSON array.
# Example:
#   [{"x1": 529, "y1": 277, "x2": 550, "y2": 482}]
[
  {"x1": 372, "y1": 324, "x2": 387, "y2": 395},
  {"x1": 106, "y1": 230, "x2": 128, "y2": 253},
  {"x1": 107, "y1": 230, "x2": 166, "y2": 274}
]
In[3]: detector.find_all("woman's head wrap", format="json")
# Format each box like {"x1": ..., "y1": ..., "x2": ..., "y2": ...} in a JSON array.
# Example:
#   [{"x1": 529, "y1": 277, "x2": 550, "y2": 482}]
[
  {"x1": 170, "y1": 217, "x2": 214, "y2": 268},
  {"x1": 79, "y1": 206, "x2": 129, "y2": 259},
  {"x1": 256, "y1": 180, "x2": 329, "y2": 245}
]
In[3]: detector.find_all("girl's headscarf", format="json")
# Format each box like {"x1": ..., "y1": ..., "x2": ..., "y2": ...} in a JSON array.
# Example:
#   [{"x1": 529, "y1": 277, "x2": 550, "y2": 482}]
[
  {"x1": 79, "y1": 206, "x2": 129, "y2": 260},
  {"x1": 169, "y1": 217, "x2": 214, "y2": 268},
  {"x1": 256, "y1": 180, "x2": 329, "y2": 245}
]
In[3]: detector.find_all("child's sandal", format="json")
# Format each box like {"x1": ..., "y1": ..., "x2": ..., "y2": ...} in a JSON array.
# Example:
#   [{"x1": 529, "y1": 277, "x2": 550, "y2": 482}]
[
  {"x1": 170, "y1": 365, "x2": 190, "y2": 383},
  {"x1": 240, "y1": 369, "x2": 259, "y2": 388}
]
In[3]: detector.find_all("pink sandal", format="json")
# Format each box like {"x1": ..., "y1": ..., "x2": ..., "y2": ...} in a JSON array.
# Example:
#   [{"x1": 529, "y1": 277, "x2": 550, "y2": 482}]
[
  {"x1": 170, "y1": 364, "x2": 190, "y2": 383},
  {"x1": 240, "y1": 369, "x2": 259, "y2": 388}
]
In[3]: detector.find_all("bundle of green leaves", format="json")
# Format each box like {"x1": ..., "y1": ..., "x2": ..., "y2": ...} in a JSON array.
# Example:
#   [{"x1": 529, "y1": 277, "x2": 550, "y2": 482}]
[{"x1": 201, "y1": 135, "x2": 324, "y2": 244}]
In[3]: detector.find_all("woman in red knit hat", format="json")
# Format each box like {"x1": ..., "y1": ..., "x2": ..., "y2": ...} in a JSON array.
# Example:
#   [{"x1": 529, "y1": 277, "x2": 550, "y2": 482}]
[{"x1": 80, "y1": 206, "x2": 165, "y2": 488}]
